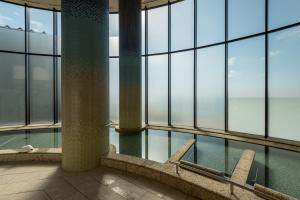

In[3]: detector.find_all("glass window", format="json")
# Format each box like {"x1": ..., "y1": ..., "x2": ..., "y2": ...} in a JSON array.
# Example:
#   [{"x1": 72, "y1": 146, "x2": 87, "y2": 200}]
[
  {"x1": 109, "y1": 128, "x2": 119, "y2": 153},
  {"x1": 148, "y1": 6, "x2": 168, "y2": 54},
  {"x1": 57, "y1": 58, "x2": 61, "y2": 122},
  {"x1": 197, "y1": 45, "x2": 225, "y2": 130},
  {"x1": 269, "y1": 26, "x2": 300, "y2": 141},
  {"x1": 171, "y1": 51, "x2": 194, "y2": 127},
  {"x1": 171, "y1": 132, "x2": 193, "y2": 155},
  {"x1": 148, "y1": 130, "x2": 168, "y2": 163},
  {"x1": 29, "y1": 8, "x2": 53, "y2": 54},
  {"x1": 109, "y1": 58, "x2": 119, "y2": 123},
  {"x1": 228, "y1": 36, "x2": 265, "y2": 135},
  {"x1": 0, "y1": 53, "x2": 25, "y2": 126},
  {"x1": 171, "y1": 0, "x2": 194, "y2": 51},
  {"x1": 269, "y1": 0, "x2": 300, "y2": 30},
  {"x1": 57, "y1": 12, "x2": 61, "y2": 55},
  {"x1": 109, "y1": 14, "x2": 119, "y2": 56},
  {"x1": 29, "y1": 56, "x2": 54, "y2": 124},
  {"x1": 148, "y1": 55, "x2": 168, "y2": 125},
  {"x1": 0, "y1": 2, "x2": 25, "y2": 52},
  {"x1": 197, "y1": 0, "x2": 225, "y2": 46},
  {"x1": 228, "y1": 0, "x2": 265, "y2": 40}
]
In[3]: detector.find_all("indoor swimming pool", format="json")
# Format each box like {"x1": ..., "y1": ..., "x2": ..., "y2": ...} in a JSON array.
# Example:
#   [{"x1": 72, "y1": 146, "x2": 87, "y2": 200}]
[
  {"x1": 0, "y1": 128, "x2": 299, "y2": 198},
  {"x1": 181, "y1": 135, "x2": 300, "y2": 199}
]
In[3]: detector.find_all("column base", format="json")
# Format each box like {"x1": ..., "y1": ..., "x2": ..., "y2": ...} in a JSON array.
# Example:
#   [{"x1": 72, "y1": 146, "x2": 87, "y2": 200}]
[{"x1": 115, "y1": 125, "x2": 146, "y2": 133}]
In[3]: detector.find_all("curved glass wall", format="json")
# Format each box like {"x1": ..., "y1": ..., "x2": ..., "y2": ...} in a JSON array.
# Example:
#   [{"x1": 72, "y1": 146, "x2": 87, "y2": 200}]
[
  {"x1": 0, "y1": 1, "x2": 59, "y2": 126},
  {"x1": 0, "y1": 1, "x2": 300, "y2": 142},
  {"x1": 138, "y1": 0, "x2": 300, "y2": 142}
]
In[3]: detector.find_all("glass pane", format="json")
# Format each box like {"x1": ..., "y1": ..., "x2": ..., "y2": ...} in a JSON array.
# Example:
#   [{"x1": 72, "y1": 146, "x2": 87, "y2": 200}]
[
  {"x1": 148, "y1": 6, "x2": 168, "y2": 54},
  {"x1": 171, "y1": 0, "x2": 194, "y2": 51},
  {"x1": 171, "y1": 132, "x2": 193, "y2": 155},
  {"x1": 228, "y1": 0, "x2": 265, "y2": 40},
  {"x1": 142, "y1": 11, "x2": 145, "y2": 55},
  {"x1": 269, "y1": 26, "x2": 300, "y2": 141},
  {"x1": 197, "y1": 45, "x2": 225, "y2": 130},
  {"x1": 148, "y1": 130, "x2": 168, "y2": 163},
  {"x1": 109, "y1": 58, "x2": 119, "y2": 123},
  {"x1": 57, "y1": 12, "x2": 61, "y2": 55},
  {"x1": 0, "y1": 2, "x2": 25, "y2": 52},
  {"x1": 0, "y1": 53, "x2": 25, "y2": 126},
  {"x1": 109, "y1": 128, "x2": 119, "y2": 153},
  {"x1": 148, "y1": 55, "x2": 168, "y2": 125},
  {"x1": 29, "y1": 56, "x2": 54, "y2": 124},
  {"x1": 171, "y1": 51, "x2": 194, "y2": 127},
  {"x1": 228, "y1": 36, "x2": 265, "y2": 135},
  {"x1": 269, "y1": 0, "x2": 300, "y2": 30},
  {"x1": 29, "y1": 8, "x2": 53, "y2": 54},
  {"x1": 197, "y1": 0, "x2": 225, "y2": 46},
  {"x1": 57, "y1": 58, "x2": 61, "y2": 122},
  {"x1": 109, "y1": 14, "x2": 119, "y2": 56}
]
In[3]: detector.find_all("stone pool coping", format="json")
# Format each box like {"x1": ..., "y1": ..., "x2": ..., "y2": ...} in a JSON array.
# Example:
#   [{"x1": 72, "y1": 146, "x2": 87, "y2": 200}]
[
  {"x1": 148, "y1": 125, "x2": 300, "y2": 153},
  {"x1": 1, "y1": 123, "x2": 299, "y2": 153},
  {"x1": 231, "y1": 150, "x2": 255, "y2": 185},
  {"x1": 168, "y1": 139, "x2": 195, "y2": 163},
  {"x1": 0, "y1": 148, "x2": 61, "y2": 162},
  {"x1": 0, "y1": 146, "x2": 297, "y2": 200}
]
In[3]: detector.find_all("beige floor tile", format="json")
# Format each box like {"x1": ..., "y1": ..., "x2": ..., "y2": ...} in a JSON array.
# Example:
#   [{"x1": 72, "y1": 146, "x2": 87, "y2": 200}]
[
  {"x1": 0, "y1": 162, "x2": 196, "y2": 200},
  {"x1": 0, "y1": 191, "x2": 51, "y2": 200}
]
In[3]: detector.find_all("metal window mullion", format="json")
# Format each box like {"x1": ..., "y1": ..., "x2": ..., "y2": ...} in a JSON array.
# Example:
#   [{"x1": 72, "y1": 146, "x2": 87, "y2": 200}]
[
  {"x1": 265, "y1": 0, "x2": 269, "y2": 138},
  {"x1": 25, "y1": 4, "x2": 30, "y2": 125},
  {"x1": 168, "y1": 131, "x2": 171, "y2": 158},
  {"x1": 53, "y1": 10, "x2": 58, "y2": 124},
  {"x1": 168, "y1": 1, "x2": 171, "y2": 126},
  {"x1": 225, "y1": 0, "x2": 229, "y2": 132},
  {"x1": 193, "y1": 134, "x2": 197, "y2": 163},
  {"x1": 145, "y1": 7, "x2": 149, "y2": 125},
  {"x1": 145, "y1": 129, "x2": 149, "y2": 159},
  {"x1": 193, "y1": 0, "x2": 197, "y2": 128}
]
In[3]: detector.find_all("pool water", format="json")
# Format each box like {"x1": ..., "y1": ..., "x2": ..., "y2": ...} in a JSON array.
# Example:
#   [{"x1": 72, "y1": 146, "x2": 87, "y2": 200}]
[
  {"x1": 0, "y1": 128, "x2": 299, "y2": 198},
  {"x1": 109, "y1": 128, "x2": 193, "y2": 163},
  {"x1": 0, "y1": 129, "x2": 61, "y2": 149},
  {"x1": 181, "y1": 135, "x2": 300, "y2": 199}
]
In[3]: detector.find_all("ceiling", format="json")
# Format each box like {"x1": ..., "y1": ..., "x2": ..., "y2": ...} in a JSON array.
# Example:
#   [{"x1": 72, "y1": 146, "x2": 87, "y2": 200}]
[{"x1": 4, "y1": 0, "x2": 180, "y2": 12}]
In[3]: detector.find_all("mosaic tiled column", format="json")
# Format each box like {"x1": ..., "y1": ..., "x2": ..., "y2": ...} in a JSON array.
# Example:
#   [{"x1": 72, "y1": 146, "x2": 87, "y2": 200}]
[
  {"x1": 118, "y1": 0, "x2": 143, "y2": 132},
  {"x1": 61, "y1": 0, "x2": 109, "y2": 171}
]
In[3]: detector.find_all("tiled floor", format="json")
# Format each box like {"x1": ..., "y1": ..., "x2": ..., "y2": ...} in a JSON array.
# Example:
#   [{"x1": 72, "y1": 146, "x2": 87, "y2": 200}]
[{"x1": 0, "y1": 162, "x2": 198, "y2": 200}]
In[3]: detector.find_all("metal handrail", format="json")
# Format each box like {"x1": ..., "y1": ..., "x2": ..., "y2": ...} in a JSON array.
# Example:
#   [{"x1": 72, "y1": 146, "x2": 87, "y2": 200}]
[{"x1": 168, "y1": 161, "x2": 280, "y2": 200}]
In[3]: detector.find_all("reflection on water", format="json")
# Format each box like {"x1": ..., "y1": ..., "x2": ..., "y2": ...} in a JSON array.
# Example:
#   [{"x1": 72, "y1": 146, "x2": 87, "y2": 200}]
[
  {"x1": 109, "y1": 128, "x2": 193, "y2": 163},
  {"x1": 119, "y1": 132, "x2": 143, "y2": 158},
  {"x1": 0, "y1": 128, "x2": 61, "y2": 149}
]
